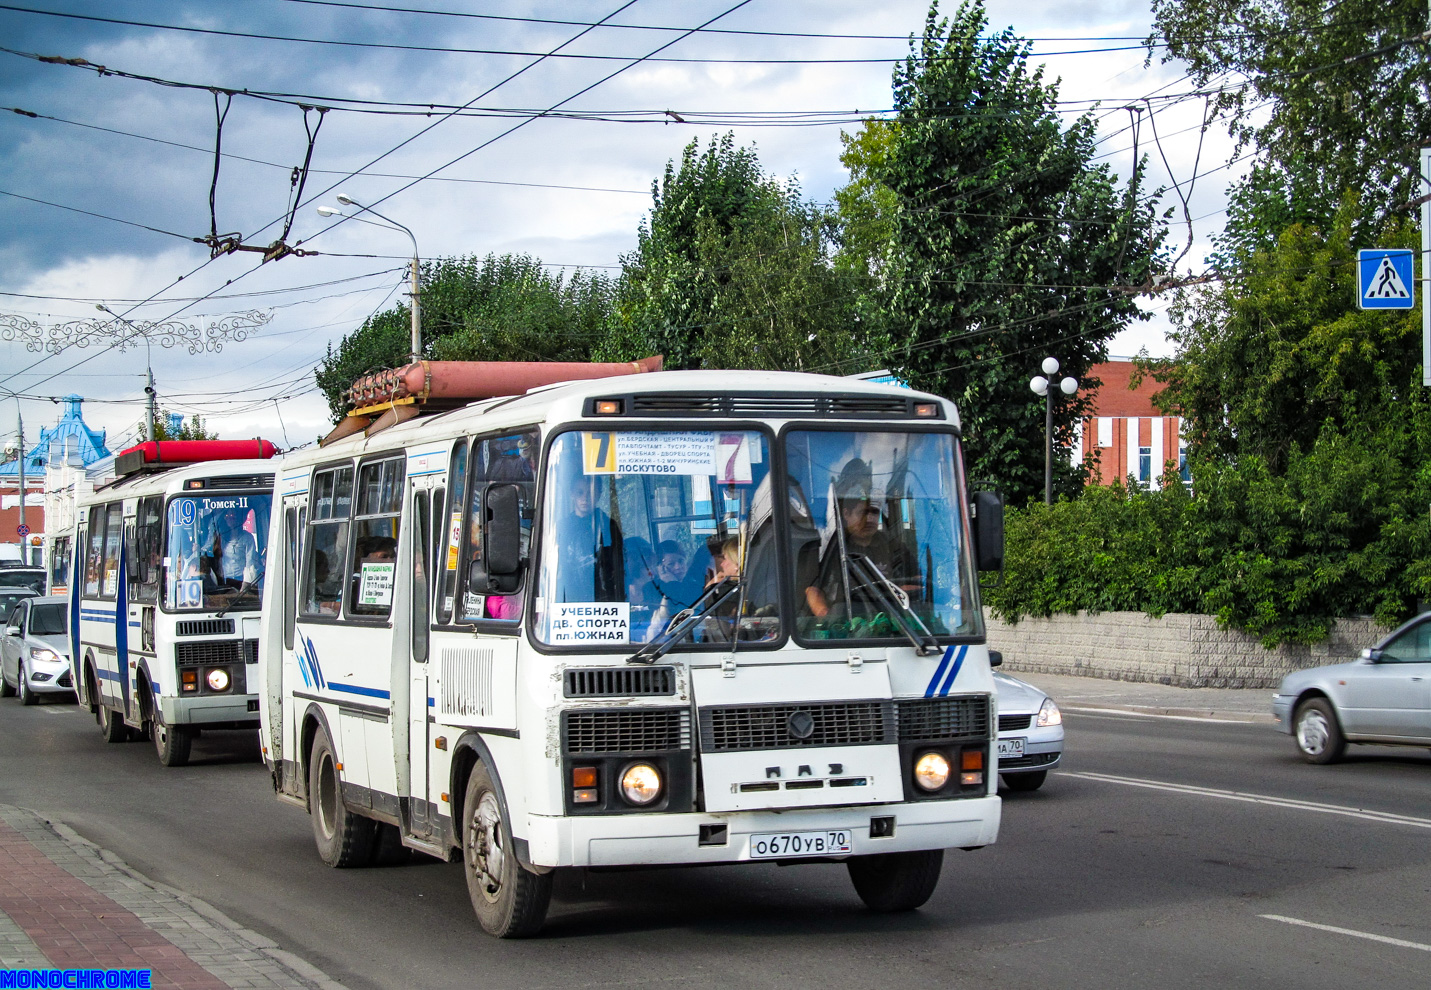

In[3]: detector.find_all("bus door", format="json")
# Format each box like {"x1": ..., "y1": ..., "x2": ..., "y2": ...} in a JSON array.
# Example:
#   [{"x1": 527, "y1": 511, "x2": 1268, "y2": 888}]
[
  {"x1": 403, "y1": 477, "x2": 437, "y2": 837},
  {"x1": 274, "y1": 490, "x2": 307, "y2": 791}
]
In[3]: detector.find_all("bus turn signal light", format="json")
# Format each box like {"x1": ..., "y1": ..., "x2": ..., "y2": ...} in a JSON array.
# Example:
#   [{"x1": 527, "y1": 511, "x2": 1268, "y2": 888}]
[
  {"x1": 573, "y1": 766, "x2": 598, "y2": 804},
  {"x1": 961, "y1": 750, "x2": 984, "y2": 770}
]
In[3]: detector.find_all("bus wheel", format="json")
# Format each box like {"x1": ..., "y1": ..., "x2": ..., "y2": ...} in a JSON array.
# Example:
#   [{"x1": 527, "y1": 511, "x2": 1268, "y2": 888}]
[
  {"x1": 96, "y1": 699, "x2": 128, "y2": 744},
  {"x1": 308, "y1": 732, "x2": 374, "y2": 867},
  {"x1": 153, "y1": 718, "x2": 192, "y2": 767},
  {"x1": 369, "y1": 823, "x2": 413, "y2": 866},
  {"x1": 847, "y1": 850, "x2": 944, "y2": 912},
  {"x1": 461, "y1": 763, "x2": 551, "y2": 938}
]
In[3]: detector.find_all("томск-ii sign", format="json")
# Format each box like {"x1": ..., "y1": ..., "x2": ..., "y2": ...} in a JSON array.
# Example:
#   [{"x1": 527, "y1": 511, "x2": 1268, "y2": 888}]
[{"x1": 1357, "y1": 249, "x2": 1414, "y2": 310}]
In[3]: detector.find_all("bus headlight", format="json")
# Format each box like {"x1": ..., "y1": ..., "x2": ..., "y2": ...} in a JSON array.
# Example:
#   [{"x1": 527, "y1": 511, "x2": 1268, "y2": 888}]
[
  {"x1": 619, "y1": 763, "x2": 662, "y2": 806},
  {"x1": 206, "y1": 668, "x2": 231, "y2": 692},
  {"x1": 913, "y1": 751, "x2": 951, "y2": 791}
]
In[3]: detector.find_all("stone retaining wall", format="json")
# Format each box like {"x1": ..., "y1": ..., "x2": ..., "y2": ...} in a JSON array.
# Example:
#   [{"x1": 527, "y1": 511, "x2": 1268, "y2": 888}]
[{"x1": 986, "y1": 611, "x2": 1390, "y2": 689}]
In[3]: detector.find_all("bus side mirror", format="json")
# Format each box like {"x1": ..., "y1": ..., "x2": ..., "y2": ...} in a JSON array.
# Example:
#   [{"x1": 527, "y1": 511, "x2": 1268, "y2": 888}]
[
  {"x1": 971, "y1": 491, "x2": 1004, "y2": 571},
  {"x1": 468, "y1": 484, "x2": 522, "y2": 595}
]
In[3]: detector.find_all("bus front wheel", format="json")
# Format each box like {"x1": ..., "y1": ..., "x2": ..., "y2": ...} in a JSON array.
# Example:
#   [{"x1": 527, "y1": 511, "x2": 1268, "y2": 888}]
[
  {"x1": 308, "y1": 731, "x2": 374, "y2": 867},
  {"x1": 461, "y1": 763, "x2": 551, "y2": 938},
  {"x1": 847, "y1": 849, "x2": 944, "y2": 912},
  {"x1": 153, "y1": 718, "x2": 192, "y2": 767}
]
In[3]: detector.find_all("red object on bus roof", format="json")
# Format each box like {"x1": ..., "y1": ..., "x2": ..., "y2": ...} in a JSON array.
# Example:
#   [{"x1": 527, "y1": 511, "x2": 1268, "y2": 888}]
[{"x1": 117, "y1": 439, "x2": 279, "y2": 464}]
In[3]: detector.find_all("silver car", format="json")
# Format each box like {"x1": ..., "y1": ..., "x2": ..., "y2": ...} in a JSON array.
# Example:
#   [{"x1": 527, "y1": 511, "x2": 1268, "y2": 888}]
[
  {"x1": 993, "y1": 666, "x2": 1064, "y2": 791},
  {"x1": 1273, "y1": 613, "x2": 1431, "y2": 763},
  {"x1": 0, "y1": 596, "x2": 74, "y2": 705}
]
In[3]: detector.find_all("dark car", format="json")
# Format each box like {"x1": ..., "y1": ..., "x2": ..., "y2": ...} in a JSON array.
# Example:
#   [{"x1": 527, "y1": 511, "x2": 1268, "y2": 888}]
[{"x1": 0, "y1": 568, "x2": 47, "y2": 595}]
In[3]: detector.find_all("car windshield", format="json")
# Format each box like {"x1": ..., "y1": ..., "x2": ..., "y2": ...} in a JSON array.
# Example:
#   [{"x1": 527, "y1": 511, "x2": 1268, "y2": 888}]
[
  {"x1": 29, "y1": 603, "x2": 66, "y2": 635},
  {"x1": 785, "y1": 430, "x2": 978, "y2": 643},
  {"x1": 534, "y1": 429, "x2": 778, "y2": 648},
  {"x1": 0, "y1": 569, "x2": 45, "y2": 594},
  {"x1": 165, "y1": 493, "x2": 273, "y2": 611},
  {"x1": 0, "y1": 591, "x2": 36, "y2": 618}
]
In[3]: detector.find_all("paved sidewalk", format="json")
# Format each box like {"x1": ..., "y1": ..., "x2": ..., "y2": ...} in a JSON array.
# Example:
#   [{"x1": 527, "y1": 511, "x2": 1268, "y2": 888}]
[
  {"x1": 0, "y1": 804, "x2": 342, "y2": 989},
  {"x1": 1007, "y1": 670, "x2": 1277, "y2": 723}
]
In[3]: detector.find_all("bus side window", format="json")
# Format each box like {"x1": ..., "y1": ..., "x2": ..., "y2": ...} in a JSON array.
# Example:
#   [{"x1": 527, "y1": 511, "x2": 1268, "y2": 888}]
[
  {"x1": 282, "y1": 506, "x2": 299, "y2": 649},
  {"x1": 301, "y1": 466, "x2": 353, "y2": 617},
  {"x1": 348, "y1": 458, "x2": 405, "y2": 618},
  {"x1": 100, "y1": 503, "x2": 123, "y2": 598},
  {"x1": 84, "y1": 506, "x2": 104, "y2": 597},
  {"x1": 411, "y1": 491, "x2": 430, "y2": 663},
  {"x1": 437, "y1": 440, "x2": 467, "y2": 624},
  {"x1": 461, "y1": 429, "x2": 537, "y2": 623}
]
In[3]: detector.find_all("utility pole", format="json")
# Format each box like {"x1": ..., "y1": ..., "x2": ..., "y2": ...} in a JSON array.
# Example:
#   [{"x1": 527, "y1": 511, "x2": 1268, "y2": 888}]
[
  {"x1": 146, "y1": 366, "x2": 157, "y2": 441},
  {"x1": 16, "y1": 407, "x2": 24, "y2": 536}
]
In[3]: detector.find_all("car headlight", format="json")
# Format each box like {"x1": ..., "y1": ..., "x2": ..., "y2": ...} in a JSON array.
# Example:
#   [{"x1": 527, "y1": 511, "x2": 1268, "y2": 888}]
[
  {"x1": 28, "y1": 647, "x2": 63, "y2": 664},
  {"x1": 206, "y1": 667, "x2": 231, "y2": 691},
  {"x1": 619, "y1": 763, "x2": 662, "y2": 806},
  {"x1": 1037, "y1": 697, "x2": 1062, "y2": 727},
  {"x1": 913, "y1": 751, "x2": 951, "y2": 791}
]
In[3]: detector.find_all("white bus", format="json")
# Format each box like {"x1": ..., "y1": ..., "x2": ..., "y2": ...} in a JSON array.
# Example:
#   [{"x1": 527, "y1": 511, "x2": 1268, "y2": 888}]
[
  {"x1": 259, "y1": 367, "x2": 1005, "y2": 937},
  {"x1": 70, "y1": 441, "x2": 278, "y2": 766}
]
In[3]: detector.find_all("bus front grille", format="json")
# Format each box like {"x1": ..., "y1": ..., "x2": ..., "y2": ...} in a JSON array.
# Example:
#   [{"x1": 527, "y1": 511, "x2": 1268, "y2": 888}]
[
  {"x1": 562, "y1": 709, "x2": 691, "y2": 755},
  {"x1": 175, "y1": 640, "x2": 245, "y2": 667},
  {"x1": 175, "y1": 619, "x2": 234, "y2": 637},
  {"x1": 564, "y1": 666, "x2": 675, "y2": 698},
  {"x1": 896, "y1": 696, "x2": 991, "y2": 741},
  {"x1": 699, "y1": 701, "x2": 895, "y2": 752}
]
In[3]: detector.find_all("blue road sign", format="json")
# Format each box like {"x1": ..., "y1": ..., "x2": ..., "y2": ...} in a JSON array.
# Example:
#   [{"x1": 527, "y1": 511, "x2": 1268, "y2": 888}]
[{"x1": 1358, "y1": 249, "x2": 1415, "y2": 310}]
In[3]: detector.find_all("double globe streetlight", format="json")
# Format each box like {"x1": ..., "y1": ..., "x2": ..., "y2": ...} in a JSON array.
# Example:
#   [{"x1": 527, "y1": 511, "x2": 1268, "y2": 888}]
[
  {"x1": 1030, "y1": 356, "x2": 1078, "y2": 505},
  {"x1": 318, "y1": 193, "x2": 422, "y2": 364}
]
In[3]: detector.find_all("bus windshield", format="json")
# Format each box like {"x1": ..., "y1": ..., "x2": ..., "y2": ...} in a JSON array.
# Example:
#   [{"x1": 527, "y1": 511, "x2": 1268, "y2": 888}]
[
  {"x1": 534, "y1": 429, "x2": 778, "y2": 648},
  {"x1": 785, "y1": 430, "x2": 978, "y2": 642},
  {"x1": 165, "y1": 493, "x2": 273, "y2": 611}
]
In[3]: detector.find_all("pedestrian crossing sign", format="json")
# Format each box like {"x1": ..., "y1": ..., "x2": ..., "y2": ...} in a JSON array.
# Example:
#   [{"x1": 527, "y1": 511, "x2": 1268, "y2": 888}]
[{"x1": 1357, "y1": 249, "x2": 1415, "y2": 310}]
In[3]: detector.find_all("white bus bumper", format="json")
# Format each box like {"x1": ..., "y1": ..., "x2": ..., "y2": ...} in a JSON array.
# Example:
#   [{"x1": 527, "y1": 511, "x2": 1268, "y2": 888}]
[
  {"x1": 525, "y1": 795, "x2": 1001, "y2": 869},
  {"x1": 160, "y1": 694, "x2": 260, "y2": 726}
]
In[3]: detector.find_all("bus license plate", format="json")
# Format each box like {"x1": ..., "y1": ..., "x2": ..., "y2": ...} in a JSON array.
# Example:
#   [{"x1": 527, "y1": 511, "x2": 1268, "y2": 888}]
[
  {"x1": 997, "y1": 737, "x2": 1026, "y2": 759},
  {"x1": 750, "y1": 830, "x2": 852, "y2": 859}
]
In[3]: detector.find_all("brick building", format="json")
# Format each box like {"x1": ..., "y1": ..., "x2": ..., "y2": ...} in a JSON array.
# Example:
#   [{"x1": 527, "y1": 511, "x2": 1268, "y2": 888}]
[{"x1": 1074, "y1": 358, "x2": 1185, "y2": 489}]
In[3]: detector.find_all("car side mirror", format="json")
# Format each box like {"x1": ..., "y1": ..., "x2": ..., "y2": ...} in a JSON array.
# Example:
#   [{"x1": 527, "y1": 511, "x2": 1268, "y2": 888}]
[
  {"x1": 971, "y1": 491, "x2": 1005, "y2": 571},
  {"x1": 1361, "y1": 647, "x2": 1383, "y2": 662},
  {"x1": 5, "y1": 624, "x2": 18, "y2": 637},
  {"x1": 988, "y1": 649, "x2": 1003, "y2": 667}
]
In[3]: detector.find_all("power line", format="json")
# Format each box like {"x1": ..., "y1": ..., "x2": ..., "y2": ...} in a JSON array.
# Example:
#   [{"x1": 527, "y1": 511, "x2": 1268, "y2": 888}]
[{"x1": 0, "y1": 3, "x2": 1173, "y2": 63}]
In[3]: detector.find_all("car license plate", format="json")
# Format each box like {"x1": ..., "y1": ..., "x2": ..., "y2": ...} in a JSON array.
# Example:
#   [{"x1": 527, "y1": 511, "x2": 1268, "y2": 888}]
[
  {"x1": 749, "y1": 830, "x2": 852, "y2": 859},
  {"x1": 997, "y1": 737, "x2": 1026, "y2": 760}
]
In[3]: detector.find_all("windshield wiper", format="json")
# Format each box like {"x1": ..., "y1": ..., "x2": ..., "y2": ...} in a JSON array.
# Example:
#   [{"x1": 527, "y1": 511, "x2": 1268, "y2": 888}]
[
  {"x1": 626, "y1": 576, "x2": 742, "y2": 665},
  {"x1": 845, "y1": 553, "x2": 941, "y2": 656}
]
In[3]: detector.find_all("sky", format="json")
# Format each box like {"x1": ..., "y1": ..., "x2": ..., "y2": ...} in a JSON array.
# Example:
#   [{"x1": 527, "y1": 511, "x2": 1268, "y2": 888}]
[{"x1": 0, "y1": 0, "x2": 1245, "y2": 455}]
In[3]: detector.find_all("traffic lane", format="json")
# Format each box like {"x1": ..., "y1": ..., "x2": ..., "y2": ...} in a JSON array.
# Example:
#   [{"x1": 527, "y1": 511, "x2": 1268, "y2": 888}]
[
  {"x1": 4, "y1": 700, "x2": 1429, "y2": 989},
  {"x1": 1055, "y1": 710, "x2": 1431, "y2": 821}
]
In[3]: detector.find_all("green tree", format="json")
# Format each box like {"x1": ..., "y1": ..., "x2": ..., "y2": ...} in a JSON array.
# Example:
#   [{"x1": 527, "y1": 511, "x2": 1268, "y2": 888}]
[
  {"x1": 870, "y1": 1, "x2": 1165, "y2": 503},
  {"x1": 603, "y1": 134, "x2": 869, "y2": 372},
  {"x1": 145, "y1": 408, "x2": 218, "y2": 441},
  {"x1": 315, "y1": 254, "x2": 614, "y2": 420},
  {"x1": 1151, "y1": 0, "x2": 1431, "y2": 239}
]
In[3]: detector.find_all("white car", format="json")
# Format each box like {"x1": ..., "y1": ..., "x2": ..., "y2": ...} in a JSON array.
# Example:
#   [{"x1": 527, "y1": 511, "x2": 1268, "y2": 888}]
[
  {"x1": 0, "y1": 596, "x2": 74, "y2": 705},
  {"x1": 1272, "y1": 612, "x2": 1431, "y2": 763},
  {"x1": 992, "y1": 665, "x2": 1063, "y2": 791}
]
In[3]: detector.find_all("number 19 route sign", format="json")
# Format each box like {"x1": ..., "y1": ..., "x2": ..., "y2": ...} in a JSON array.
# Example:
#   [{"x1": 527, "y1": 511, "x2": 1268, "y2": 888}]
[{"x1": 1357, "y1": 249, "x2": 1414, "y2": 310}]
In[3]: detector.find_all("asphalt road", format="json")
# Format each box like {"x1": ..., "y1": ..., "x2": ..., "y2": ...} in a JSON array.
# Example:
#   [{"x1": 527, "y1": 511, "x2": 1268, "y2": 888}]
[{"x1": 1, "y1": 695, "x2": 1428, "y2": 989}]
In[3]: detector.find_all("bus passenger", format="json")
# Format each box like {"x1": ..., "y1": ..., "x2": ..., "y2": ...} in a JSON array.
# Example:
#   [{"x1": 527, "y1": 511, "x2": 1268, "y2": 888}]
[{"x1": 554, "y1": 476, "x2": 623, "y2": 603}]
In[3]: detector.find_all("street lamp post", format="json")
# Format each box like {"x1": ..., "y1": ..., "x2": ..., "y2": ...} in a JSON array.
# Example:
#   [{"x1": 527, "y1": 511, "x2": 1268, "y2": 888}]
[
  {"x1": 319, "y1": 195, "x2": 421, "y2": 364},
  {"x1": 1029, "y1": 356, "x2": 1079, "y2": 505}
]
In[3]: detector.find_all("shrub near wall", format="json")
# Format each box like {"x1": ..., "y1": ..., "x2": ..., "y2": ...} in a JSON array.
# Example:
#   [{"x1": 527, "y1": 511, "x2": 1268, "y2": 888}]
[{"x1": 985, "y1": 449, "x2": 1431, "y2": 649}]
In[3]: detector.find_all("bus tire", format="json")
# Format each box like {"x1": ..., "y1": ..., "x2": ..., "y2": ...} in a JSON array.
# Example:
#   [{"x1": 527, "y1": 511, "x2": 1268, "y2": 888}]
[
  {"x1": 97, "y1": 698, "x2": 128, "y2": 744},
  {"x1": 847, "y1": 849, "x2": 944, "y2": 912},
  {"x1": 461, "y1": 763, "x2": 551, "y2": 938},
  {"x1": 308, "y1": 731, "x2": 375, "y2": 867},
  {"x1": 83, "y1": 661, "x2": 99, "y2": 714},
  {"x1": 153, "y1": 718, "x2": 192, "y2": 767},
  {"x1": 370, "y1": 823, "x2": 413, "y2": 866}
]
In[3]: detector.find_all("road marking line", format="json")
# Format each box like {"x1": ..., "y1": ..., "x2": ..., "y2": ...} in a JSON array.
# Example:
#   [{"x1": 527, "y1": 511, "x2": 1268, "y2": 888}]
[
  {"x1": 1259, "y1": 915, "x2": 1431, "y2": 953},
  {"x1": 1060, "y1": 771, "x2": 1431, "y2": 829},
  {"x1": 1064, "y1": 706, "x2": 1261, "y2": 724}
]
